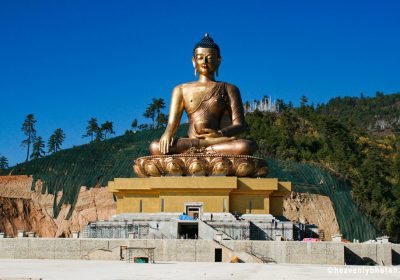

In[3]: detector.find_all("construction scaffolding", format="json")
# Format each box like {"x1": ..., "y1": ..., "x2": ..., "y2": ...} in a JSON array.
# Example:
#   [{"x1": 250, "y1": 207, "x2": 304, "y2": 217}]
[
  {"x1": 83, "y1": 221, "x2": 150, "y2": 239},
  {"x1": 120, "y1": 246, "x2": 155, "y2": 263}
]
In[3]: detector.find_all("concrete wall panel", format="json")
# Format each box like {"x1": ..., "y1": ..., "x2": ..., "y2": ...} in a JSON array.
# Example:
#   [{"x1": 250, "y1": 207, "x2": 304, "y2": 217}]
[
  {"x1": 54, "y1": 239, "x2": 81, "y2": 259},
  {"x1": 195, "y1": 240, "x2": 214, "y2": 262},
  {"x1": 0, "y1": 239, "x2": 15, "y2": 258},
  {"x1": 326, "y1": 243, "x2": 344, "y2": 265},
  {"x1": 80, "y1": 239, "x2": 109, "y2": 259},
  {"x1": 14, "y1": 239, "x2": 29, "y2": 259},
  {"x1": 176, "y1": 240, "x2": 196, "y2": 262},
  {"x1": 28, "y1": 238, "x2": 55, "y2": 259}
]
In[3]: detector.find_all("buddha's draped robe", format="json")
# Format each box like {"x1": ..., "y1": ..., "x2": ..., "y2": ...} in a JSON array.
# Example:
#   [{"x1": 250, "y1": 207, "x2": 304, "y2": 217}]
[{"x1": 186, "y1": 82, "x2": 244, "y2": 138}]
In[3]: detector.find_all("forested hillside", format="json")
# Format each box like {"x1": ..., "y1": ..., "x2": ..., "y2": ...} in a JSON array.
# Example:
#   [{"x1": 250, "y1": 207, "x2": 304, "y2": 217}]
[
  {"x1": 316, "y1": 92, "x2": 400, "y2": 134},
  {"x1": 245, "y1": 92, "x2": 400, "y2": 242}
]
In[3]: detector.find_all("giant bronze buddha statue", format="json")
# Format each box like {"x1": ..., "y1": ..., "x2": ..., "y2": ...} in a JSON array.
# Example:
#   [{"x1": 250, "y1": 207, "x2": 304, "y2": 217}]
[
  {"x1": 134, "y1": 34, "x2": 267, "y2": 178},
  {"x1": 150, "y1": 33, "x2": 256, "y2": 156}
]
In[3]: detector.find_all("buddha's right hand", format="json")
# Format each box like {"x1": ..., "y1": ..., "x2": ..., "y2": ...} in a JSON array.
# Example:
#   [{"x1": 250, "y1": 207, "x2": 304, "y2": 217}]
[{"x1": 160, "y1": 133, "x2": 174, "y2": 154}]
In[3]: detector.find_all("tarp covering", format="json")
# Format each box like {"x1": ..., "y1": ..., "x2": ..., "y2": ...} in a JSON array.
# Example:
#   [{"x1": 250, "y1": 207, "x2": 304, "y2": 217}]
[{"x1": 267, "y1": 159, "x2": 379, "y2": 241}]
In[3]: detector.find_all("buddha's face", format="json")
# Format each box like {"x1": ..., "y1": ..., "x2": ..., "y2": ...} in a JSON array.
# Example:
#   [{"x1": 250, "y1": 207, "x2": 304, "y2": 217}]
[{"x1": 192, "y1": 47, "x2": 221, "y2": 76}]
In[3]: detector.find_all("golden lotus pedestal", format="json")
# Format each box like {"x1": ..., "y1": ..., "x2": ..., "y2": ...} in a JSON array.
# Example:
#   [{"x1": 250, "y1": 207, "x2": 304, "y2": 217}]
[{"x1": 133, "y1": 154, "x2": 268, "y2": 178}]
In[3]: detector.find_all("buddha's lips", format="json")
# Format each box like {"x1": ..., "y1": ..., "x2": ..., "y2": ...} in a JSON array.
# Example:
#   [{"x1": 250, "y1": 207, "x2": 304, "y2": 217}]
[{"x1": 201, "y1": 65, "x2": 208, "y2": 69}]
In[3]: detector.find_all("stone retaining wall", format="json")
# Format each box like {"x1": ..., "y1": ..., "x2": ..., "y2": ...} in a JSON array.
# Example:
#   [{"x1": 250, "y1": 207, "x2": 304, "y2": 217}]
[{"x1": 0, "y1": 238, "x2": 397, "y2": 265}]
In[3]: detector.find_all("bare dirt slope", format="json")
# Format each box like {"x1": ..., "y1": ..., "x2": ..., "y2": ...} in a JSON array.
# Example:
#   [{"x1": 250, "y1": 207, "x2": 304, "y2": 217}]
[
  {"x1": 0, "y1": 175, "x2": 116, "y2": 237},
  {"x1": 284, "y1": 192, "x2": 340, "y2": 240}
]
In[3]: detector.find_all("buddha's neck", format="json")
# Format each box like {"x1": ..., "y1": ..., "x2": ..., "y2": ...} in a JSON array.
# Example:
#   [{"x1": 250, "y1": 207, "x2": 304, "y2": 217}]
[{"x1": 198, "y1": 74, "x2": 215, "y2": 83}]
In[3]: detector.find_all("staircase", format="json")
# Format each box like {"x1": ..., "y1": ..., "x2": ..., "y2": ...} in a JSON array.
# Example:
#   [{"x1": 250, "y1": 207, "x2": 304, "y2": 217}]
[
  {"x1": 199, "y1": 220, "x2": 233, "y2": 240},
  {"x1": 213, "y1": 238, "x2": 264, "y2": 263},
  {"x1": 319, "y1": 229, "x2": 325, "y2": 241},
  {"x1": 249, "y1": 222, "x2": 267, "y2": 240}
]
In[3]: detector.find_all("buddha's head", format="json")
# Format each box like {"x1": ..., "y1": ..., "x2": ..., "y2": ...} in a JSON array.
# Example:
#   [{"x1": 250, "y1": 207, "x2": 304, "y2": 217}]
[{"x1": 192, "y1": 33, "x2": 222, "y2": 78}]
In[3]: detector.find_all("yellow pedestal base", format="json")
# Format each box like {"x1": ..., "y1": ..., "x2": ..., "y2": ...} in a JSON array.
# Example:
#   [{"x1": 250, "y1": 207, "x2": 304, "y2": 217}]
[{"x1": 108, "y1": 177, "x2": 291, "y2": 217}]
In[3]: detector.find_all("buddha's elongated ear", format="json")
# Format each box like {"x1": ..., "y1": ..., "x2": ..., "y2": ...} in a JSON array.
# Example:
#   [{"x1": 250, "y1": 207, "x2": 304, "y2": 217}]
[
  {"x1": 216, "y1": 57, "x2": 222, "y2": 77},
  {"x1": 192, "y1": 57, "x2": 197, "y2": 76}
]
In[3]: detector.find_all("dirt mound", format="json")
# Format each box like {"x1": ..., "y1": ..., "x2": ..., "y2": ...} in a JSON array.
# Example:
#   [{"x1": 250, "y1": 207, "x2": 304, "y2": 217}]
[
  {"x1": 0, "y1": 175, "x2": 32, "y2": 199},
  {"x1": 284, "y1": 192, "x2": 340, "y2": 240},
  {"x1": 0, "y1": 175, "x2": 116, "y2": 237}
]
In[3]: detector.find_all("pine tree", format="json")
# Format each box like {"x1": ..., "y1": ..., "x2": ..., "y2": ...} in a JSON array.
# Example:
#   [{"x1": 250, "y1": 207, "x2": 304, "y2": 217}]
[
  {"x1": 48, "y1": 128, "x2": 66, "y2": 153},
  {"x1": 244, "y1": 101, "x2": 251, "y2": 114},
  {"x1": 300, "y1": 95, "x2": 308, "y2": 108},
  {"x1": 31, "y1": 136, "x2": 45, "y2": 159},
  {"x1": 157, "y1": 113, "x2": 168, "y2": 128},
  {"x1": 101, "y1": 121, "x2": 115, "y2": 139},
  {"x1": 138, "y1": 124, "x2": 149, "y2": 130},
  {"x1": 152, "y1": 98, "x2": 166, "y2": 128},
  {"x1": 143, "y1": 105, "x2": 156, "y2": 128},
  {"x1": 83, "y1": 118, "x2": 100, "y2": 142},
  {"x1": 21, "y1": 114, "x2": 37, "y2": 162},
  {"x1": 131, "y1": 118, "x2": 138, "y2": 131},
  {"x1": 394, "y1": 154, "x2": 400, "y2": 185},
  {"x1": 0, "y1": 155, "x2": 9, "y2": 170}
]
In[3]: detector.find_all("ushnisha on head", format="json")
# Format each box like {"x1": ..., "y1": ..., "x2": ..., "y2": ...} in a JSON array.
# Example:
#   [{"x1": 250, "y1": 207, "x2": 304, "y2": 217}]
[
  {"x1": 192, "y1": 33, "x2": 222, "y2": 78},
  {"x1": 193, "y1": 33, "x2": 220, "y2": 57}
]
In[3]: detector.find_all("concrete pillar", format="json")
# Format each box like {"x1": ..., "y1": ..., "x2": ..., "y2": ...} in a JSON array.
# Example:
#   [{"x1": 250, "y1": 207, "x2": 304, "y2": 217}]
[
  {"x1": 72, "y1": 231, "x2": 80, "y2": 238},
  {"x1": 17, "y1": 230, "x2": 25, "y2": 238},
  {"x1": 332, "y1": 234, "x2": 342, "y2": 242},
  {"x1": 27, "y1": 232, "x2": 35, "y2": 238},
  {"x1": 128, "y1": 232, "x2": 135, "y2": 239},
  {"x1": 275, "y1": 234, "x2": 282, "y2": 241},
  {"x1": 0, "y1": 232, "x2": 4, "y2": 238}
]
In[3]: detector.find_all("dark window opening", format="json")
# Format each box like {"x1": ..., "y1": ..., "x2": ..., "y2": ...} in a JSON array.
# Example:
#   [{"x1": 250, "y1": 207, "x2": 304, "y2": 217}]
[
  {"x1": 215, "y1": 248, "x2": 222, "y2": 262},
  {"x1": 178, "y1": 223, "x2": 198, "y2": 239}
]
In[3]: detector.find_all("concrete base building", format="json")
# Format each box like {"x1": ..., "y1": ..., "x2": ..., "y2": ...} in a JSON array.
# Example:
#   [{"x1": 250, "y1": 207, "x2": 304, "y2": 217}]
[
  {"x1": 108, "y1": 177, "x2": 291, "y2": 217},
  {"x1": 92, "y1": 176, "x2": 294, "y2": 241}
]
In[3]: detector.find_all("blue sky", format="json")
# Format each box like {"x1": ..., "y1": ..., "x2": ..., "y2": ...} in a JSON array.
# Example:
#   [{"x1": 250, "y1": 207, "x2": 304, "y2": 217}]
[{"x1": 0, "y1": 0, "x2": 399, "y2": 165}]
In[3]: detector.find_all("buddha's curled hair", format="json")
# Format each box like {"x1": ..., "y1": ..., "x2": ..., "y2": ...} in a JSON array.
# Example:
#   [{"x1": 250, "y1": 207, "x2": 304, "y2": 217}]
[{"x1": 193, "y1": 33, "x2": 220, "y2": 57}]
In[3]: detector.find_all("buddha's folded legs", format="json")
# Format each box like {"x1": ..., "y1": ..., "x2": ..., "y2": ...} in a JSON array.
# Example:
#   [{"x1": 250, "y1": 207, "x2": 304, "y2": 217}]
[
  {"x1": 150, "y1": 138, "x2": 200, "y2": 155},
  {"x1": 149, "y1": 138, "x2": 256, "y2": 155},
  {"x1": 205, "y1": 139, "x2": 257, "y2": 155}
]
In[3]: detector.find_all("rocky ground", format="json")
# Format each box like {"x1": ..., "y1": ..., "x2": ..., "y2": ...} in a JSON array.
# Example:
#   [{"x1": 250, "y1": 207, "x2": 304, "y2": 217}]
[
  {"x1": 0, "y1": 175, "x2": 339, "y2": 238},
  {"x1": 284, "y1": 192, "x2": 340, "y2": 240}
]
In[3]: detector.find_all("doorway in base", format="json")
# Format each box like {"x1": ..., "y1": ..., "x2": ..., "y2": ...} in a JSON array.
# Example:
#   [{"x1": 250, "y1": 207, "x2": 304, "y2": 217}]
[
  {"x1": 178, "y1": 222, "x2": 198, "y2": 239},
  {"x1": 215, "y1": 248, "x2": 222, "y2": 262},
  {"x1": 186, "y1": 206, "x2": 200, "y2": 219}
]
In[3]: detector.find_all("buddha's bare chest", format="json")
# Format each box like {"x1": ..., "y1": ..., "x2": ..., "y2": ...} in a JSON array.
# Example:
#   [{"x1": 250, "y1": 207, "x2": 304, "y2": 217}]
[
  {"x1": 182, "y1": 84, "x2": 228, "y2": 113},
  {"x1": 182, "y1": 87, "x2": 208, "y2": 110}
]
